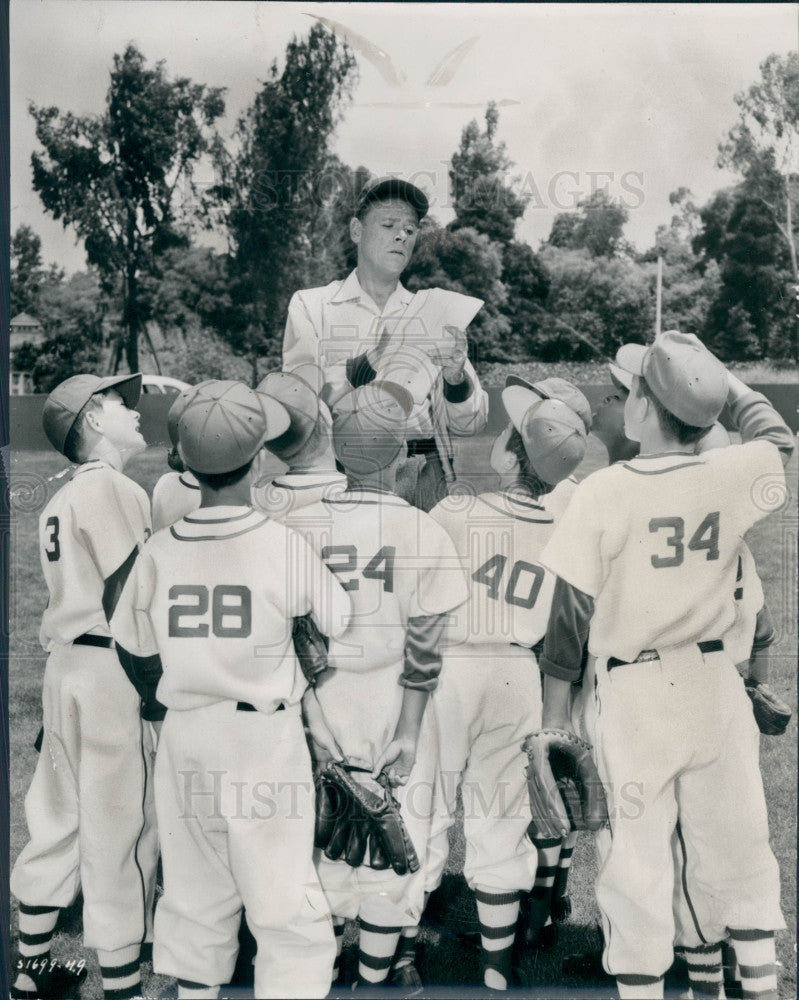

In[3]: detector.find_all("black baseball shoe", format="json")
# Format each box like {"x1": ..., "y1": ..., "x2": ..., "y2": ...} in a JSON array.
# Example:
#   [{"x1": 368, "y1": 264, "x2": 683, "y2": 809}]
[
  {"x1": 551, "y1": 893, "x2": 572, "y2": 923},
  {"x1": 10, "y1": 955, "x2": 88, "y2": 999},
  {"x1": 527, "y1": 921, "x2": 559, "y2": 951}
]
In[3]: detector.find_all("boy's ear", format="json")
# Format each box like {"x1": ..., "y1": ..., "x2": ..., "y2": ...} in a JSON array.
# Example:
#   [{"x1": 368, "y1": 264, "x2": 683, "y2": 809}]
[
  {"x1": 83, "y1": 407, "x2": 104, "y2": 433},
  {"x1": 350, "y1": 217, "x2": 362, "y2": 245}
]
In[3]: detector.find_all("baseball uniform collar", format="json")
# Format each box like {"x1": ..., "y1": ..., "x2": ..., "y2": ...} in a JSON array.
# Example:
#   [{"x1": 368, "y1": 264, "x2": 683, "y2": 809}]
[{"x1": 331, "y1": 269, "x2": 414, "y2": 310}]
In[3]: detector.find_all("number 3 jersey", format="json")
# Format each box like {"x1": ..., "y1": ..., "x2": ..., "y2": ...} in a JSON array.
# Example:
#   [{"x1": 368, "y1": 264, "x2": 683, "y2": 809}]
[
  {"x1": 428, "y1": 480, "x2": 578, "y2": 648},
  {"x1": 38, "y1": 460, "x2": 151, "y2": 650},
  {"x1": 539, "y1": 441, "x2": 786, "y2": 663},
  {"x1": 111, "y1": 505, "x2": 351, "y2": 713}
]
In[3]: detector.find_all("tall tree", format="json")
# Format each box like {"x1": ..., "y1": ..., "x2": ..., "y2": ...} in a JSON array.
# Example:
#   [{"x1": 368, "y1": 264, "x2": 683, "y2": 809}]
[
  {"x1": 449, "y1": 102, "x2": 530, "y2": 243},
  {"x1": 29, "y1": 44, "x2": 225, "y2": 373},
  {"x1": 10, "y1": 225, "x2": 52, "y2": 316},
  {"x1": 210, "y1": 24, "x2": 357, "y2": 383},
  {"x1": 546, "y1": 189, "x2": 630, "y2": 258}
]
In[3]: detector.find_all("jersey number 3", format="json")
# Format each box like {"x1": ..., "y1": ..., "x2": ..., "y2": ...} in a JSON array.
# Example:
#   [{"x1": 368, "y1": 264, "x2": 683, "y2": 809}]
[
  {"x1": 649, "y1": 512, "x2": 720, "y2": 568},
  {"x1": 44, "y1": 516, "x2": 60, "y2": 562}
]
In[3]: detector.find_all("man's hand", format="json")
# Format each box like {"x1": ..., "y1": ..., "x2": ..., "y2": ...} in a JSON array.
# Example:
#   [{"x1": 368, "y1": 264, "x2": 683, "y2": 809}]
[
  {"x1": 372, "y1": 736, "x2": 417, "y2": 787},
  {"x1": 428, "y1": 326, "x2": 468, "y2": 385},
  {"x1": 302, "y1": 688, "x2": 344, "y2": 765}
]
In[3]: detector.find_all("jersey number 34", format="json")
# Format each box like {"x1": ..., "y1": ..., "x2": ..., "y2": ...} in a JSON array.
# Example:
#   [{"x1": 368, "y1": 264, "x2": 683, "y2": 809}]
[{"x1": 649, "y1": 512, "x2": 720, "y2": 568}]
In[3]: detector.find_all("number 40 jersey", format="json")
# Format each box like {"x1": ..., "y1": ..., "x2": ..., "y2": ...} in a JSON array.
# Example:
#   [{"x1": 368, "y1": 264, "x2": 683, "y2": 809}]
[{"x1": 428, "y1": 480, "x2": 578, "y2": 649}]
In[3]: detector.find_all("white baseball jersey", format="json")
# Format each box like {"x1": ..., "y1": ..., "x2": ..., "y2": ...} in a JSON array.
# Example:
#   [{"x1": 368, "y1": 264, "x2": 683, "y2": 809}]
[
  {"x1": 38, "y1": 459, "x2": 151, "y2": 650},
  {"x1": 111, "y1": 505, "x2": 350, "y2": 713},
  {"x1": 429, "y1": 478, "x2": 578, "y2": 648},
  {"x1": 251, "y1": 469, "x2": 348, "y2": 519},
  {"x1": 151, "y1": 471, "x2": 201, "y2": 532},
  {"x1": 275, "y1": 489, "x2": 468, "y2": 673},
  {"x1": 540, "y1": 441, "x2": 785, "y2": 661}
]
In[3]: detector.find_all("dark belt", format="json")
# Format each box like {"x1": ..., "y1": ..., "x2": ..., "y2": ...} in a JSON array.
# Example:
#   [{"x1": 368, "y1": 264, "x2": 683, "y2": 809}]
[
  {"x1": 236, "y1": 702, "x2": 285, "y2": 713},
  {"x1": 607, "y1": 639, "x2": 724, "y2": 671},
  {"x1": 406, "y1": 437, "x2": 438, "y2": 457},
  {"x1": 74, "y1": 633, "x2": 115, "y2": 649}
]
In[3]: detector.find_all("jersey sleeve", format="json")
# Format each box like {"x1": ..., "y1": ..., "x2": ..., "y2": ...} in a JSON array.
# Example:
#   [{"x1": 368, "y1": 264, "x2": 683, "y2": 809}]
[
  {"x1": 285, "y1": 528, "x2": 351, "y2": 640},
  {"x1": 539, "y1": 474, "x2": 607, "y2": 598},
  {"x1": 401, "y1": 613, "x2": 449, "y2": 691},
  {"x1": 706, "y1": 440, "x2": 787, "y2": 536},
  {"x1": 409, "y1": 517, "x2": 469, "y2": 618},
  {"x1": 109, "y1": 550, "x2": 159, "y2": 658},
  {"x1": 443, "y1": 359, "x2": 489, "y2": 438},
  {"x1": 76, "y1": 471, "x2": 151, "y2": 581}
]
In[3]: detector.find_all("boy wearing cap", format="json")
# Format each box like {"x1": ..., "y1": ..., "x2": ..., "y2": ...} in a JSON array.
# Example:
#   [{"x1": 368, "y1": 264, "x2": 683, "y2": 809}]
[
  {"x1": 537, "y1": 332, "x2": 792, "y2": 1000},
  {"x1": 110, "y1": 380, "x2": 350, "y2": 1000},
  {"x1": 282, "y1": 175, "x2": 489, "y2": 511},
  {"x1": 422, "y1": 376, "x2": 590, "y2": 991},
  {"x1": 11, "y1": 373, "x2": 158, "y2": 1000},
  {"x1": 279, "y1": 381, "x2": 469, "y2": 988},
  {"x1": 251, "y1": 370, "x2": 348, "y2": 517},
  {"x1": 151, "y1": 384, "x2": 203, "y2": 532}
]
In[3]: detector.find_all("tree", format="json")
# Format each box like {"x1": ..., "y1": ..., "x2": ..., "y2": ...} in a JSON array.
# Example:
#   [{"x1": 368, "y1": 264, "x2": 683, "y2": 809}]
[
  {"x1": 29, "y1": 44, "x2": 225, "y2": 373},
  {"x1": 449, "y1": 102, "x2": 530, "y2": 243},
  {"x1": 210, "y1": 24, "x2": 357, "y2": 382},
  {"x1": 546, "y1": 189, "x2": 630, "y2": 258},
  {"x1": 500, "y1": 240, "x2": 550, "y2": 358},
  {"x1": 11, "y1": 225, "x2": 45, "y2": 316},
  {"x1": 718, "y1": 52, "x2": 799, "y2": 352}
]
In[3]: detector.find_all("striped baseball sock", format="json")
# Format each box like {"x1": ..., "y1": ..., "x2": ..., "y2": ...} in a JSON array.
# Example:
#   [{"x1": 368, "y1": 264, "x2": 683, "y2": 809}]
[
  {"x1": 676, "y1": 943, "x2": 726, "y2": 998},
  {"x1": 14, "y1": 904, "x2": 60, "y2": 992},
  {"x1": 529, "y1": 835, "x2": 561, "y2": 933},
  {"x1": 98, "y1": 944, "x2": 141, "y2": 999},
  {"x1": 177, "y1": 981, "x2": 220, "y2": 999},
  {"x1": 552, "y1": 831, "x2": 577, "y2": 910},
  {"x1": 475, "y1": 887, "x2": 520, "y2": 990},
  {"x1": 727, "y1": 929, "x2": 777, "y2": 1000},
  {"x1": 616, "y1": 973, "x2": 664, "y2": 998},
  {"x1": 332, "y1": 917, "x2": 345, "y2": 983},
  {"x1": 394, "y1": 924, "x2": 419, "y2": 972},
  {"x1": 357, "y1": 919, "x2": 402, "y2": 985}
]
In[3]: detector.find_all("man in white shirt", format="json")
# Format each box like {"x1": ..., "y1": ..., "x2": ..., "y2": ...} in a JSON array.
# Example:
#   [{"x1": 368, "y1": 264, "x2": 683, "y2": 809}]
[{"x1": 282, "y1": 176, "x2": 488, "y2": 510}]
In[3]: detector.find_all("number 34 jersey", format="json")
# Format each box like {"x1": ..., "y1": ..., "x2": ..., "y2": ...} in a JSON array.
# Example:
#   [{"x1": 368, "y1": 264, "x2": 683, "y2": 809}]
[
  {"x1": 111, "y1": 506, "x2": 351, "y2": 713},
  {"x1": 428, "y1": 480, "x2": 578, "y2": 649},
  {"x1": 539, "y1": 441, "x2": 786, "y2": 663}
]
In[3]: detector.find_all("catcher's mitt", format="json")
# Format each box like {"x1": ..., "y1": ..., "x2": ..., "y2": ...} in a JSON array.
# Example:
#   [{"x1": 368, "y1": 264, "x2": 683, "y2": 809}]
[
  {"x1": 745, "y1": 678, "x2": 792, "y2": 736},
  {"x1": 523, "y1": 729, "x2": 608, "y2": 840},
  {"x1": 314, "y1": 761, "x2": 420, "y2": 876},
  {"x1": 292, "y1": 613, "x2": 329, "y2": 686}
]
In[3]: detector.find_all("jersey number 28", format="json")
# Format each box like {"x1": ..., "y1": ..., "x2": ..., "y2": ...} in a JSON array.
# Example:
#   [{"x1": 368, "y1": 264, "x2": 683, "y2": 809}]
[{"x1": 168, "y1": 585, "x2": 251, "y2": 638}]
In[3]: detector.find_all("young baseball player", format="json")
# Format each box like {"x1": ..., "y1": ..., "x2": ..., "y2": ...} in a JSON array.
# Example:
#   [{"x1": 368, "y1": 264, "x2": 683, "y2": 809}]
[
  {"x1": 251, "y1": 369, "x2": 347, "y2": 518},
  {"x1": 282, "y1": 175, "x2": 488, "y2": 510},
  {"x1": 537, "y1": 331, "x2": 793, "y2": 1000},
  {"x1": 11, "y1": 373, "x2": 159, "y2": 1000},
  {"x1": 423, "y1": 376, "x2": 590, "y2": 991},
  {"x1": 110, "y1": 379, "x2": 351, "y2": 1000},
  {"x1": 274, "y1": 381, "x2": 469, "y2": 988},
  {"x1": 151, "y1": 385, "x2": 203, "y2": 532}
]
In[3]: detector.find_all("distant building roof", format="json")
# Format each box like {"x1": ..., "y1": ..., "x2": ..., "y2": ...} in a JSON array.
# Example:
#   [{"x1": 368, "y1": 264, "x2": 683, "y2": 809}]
[{"x1": 10, "y1": 312, "x2": 43, "y2": 329}]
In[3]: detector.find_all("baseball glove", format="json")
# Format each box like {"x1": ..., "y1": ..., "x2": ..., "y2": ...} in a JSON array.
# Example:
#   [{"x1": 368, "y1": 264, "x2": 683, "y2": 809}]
[
  {"x1": 292, "y1": 613, "x2": 329, "y2": 686},
  {"x1": 314, "y1": 761, "x2": 420, "y2": 876},
  {"x1": 745, "y1": 678, "x2": 792, "y2": 736},
  {"x1": 523, "y1": 729, "x2": 608, "y2": 840}
]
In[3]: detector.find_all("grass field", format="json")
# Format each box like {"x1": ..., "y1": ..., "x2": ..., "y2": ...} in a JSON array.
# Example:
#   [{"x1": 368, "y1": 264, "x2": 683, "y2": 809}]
[{"x1": 7, "y1": 439, "x2": 798, "y2": 999}]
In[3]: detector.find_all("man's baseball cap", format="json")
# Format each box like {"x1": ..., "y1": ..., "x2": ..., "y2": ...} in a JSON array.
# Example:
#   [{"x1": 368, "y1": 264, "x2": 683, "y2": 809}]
[
  {"x1": 503, "y1": 375, "x2": 592, "y2": 433},
  {"x1": 356, "y1": 175, "x2": 429, "y2": 221},
  {"x1": 258, "y1": 371, "x2": 321, "y2": 458},
  {"x1": 42, "y1": 373, "x2": 142, "y2": 455},
  {"x1": 500, "y1": 381, "x2": 588, "y2": 485},
  {"x1": 178, "y1": 380, "x2": 291, "y2": 475},
  {"x1": 616, "y1": 331, "x2": 728, "y2": 428},
  {"x1": 332, "y1": 381, "x2": 413, "y2": 476}
]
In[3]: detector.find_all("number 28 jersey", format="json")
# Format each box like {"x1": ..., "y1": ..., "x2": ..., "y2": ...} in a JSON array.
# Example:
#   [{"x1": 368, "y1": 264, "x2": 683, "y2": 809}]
[
  {"x1": 539, "y1": 442, "x2": 786, "y2": 662},
  {"x1": 429, "y1": 481, "x2": 578, "y2": 648}
]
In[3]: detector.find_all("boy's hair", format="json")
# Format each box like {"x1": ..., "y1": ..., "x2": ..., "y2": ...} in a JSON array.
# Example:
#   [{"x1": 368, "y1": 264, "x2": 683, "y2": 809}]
[
  {"x1": 505, "y1": 427, "x2": 552, "y2": 498},
  {"x1": 640, "y1": 379, "x2": 706, "y2": 445},
  {"x1": 167, "y1": 447, "x2": 186, "y2": 474},
  {"x1": 62, "y1": 394, "x2": 105, "y2": 463},
  {"x1": 192, "y1": 459, "x2": 253, "y2": 490}
]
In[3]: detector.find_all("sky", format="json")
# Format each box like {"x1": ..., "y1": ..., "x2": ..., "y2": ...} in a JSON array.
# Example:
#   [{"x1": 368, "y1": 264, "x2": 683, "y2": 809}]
[{"x1": 10, "y1": 2, "x2": 798, "y2": 275}]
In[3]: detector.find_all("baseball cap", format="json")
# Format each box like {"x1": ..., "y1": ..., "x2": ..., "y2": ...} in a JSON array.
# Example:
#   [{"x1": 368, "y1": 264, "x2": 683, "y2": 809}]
[
  {"x1": 42, "y1": 373, "x2": 142, "y2": 455},
  {"x1": 257, "y1": 371, "x2": 321, "y2": 458},
  {"x1": 356, "y1": 175, "x2": 429, "y2": 221},
  {"x1": 608, "y1": 361, "x2": 633, "y2": 393},
  {"x1": 616, "y1": 331, "x2": 728, "y2": 428},
  {"x1": 178, "y1": 380, "x2": 291, "y2": 475},
  {"x1": 166, "y1": 381, "x2": 213, "y2": 448},
  {"x1": 500, "y1": 381, "x2": 588, "y2": 485},
  {"x1": 332, "y1": 381, "x2": 413, "y2": 476},
  {"x1": 503, "y1": 375, "x2": 592, "y2": 433}
]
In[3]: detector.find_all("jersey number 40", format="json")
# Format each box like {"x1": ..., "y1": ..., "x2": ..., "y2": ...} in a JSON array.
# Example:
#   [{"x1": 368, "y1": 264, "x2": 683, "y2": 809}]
[{"x1": 472, "y1": 554, "x2": 545, "y2": 610}]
